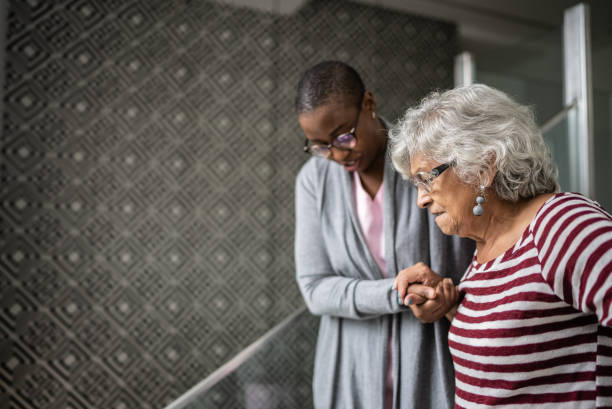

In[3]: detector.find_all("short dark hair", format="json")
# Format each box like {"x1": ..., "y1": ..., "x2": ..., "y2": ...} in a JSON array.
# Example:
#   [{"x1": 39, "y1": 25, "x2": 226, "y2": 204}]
[{"x1": 295, "y1": 61, "x2": 365, "y2": 114}]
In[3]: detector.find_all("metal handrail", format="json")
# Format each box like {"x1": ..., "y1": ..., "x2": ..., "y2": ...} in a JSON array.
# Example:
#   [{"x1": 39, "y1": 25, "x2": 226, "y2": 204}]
[
  {"x1": 540, "y1": 98, "x2": 577, "y2": 135},
  {"x1": 164, "y1": 305, "x2": 308, "y2": 409}
]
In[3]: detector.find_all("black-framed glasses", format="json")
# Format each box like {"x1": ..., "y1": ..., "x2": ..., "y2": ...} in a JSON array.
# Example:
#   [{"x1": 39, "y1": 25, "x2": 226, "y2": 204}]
[
  {"x1": 411, "y1": 163, "x2": 451, "y2": 192},
  {"x1": 303, "y1": 105, "x2": 361, "y2": 158}
]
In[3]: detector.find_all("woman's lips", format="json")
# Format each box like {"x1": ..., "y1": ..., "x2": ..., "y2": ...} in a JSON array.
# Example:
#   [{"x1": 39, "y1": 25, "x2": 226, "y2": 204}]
[
  {"x1": 343, "y1": 159, "x2": 359, "y2": 172},
  {"x1": 432, "y1": 211, "x2": 445, "y2": 221}
]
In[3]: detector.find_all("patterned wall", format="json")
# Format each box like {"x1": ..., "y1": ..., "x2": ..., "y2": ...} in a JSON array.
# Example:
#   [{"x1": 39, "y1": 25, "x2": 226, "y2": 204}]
[{"x1": 0, "y1": 0, "x2": 457, "y2": 408}]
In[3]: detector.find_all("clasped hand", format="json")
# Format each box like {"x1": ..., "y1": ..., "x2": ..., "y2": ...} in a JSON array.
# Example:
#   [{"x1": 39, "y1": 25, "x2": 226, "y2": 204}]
[{"x1": 392, "y1": 262, "x2": 459, "y2": 323}]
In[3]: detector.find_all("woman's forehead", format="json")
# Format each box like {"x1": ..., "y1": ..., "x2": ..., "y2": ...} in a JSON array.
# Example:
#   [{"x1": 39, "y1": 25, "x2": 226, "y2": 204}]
[
  {"x1": 299, "y1": 102, "x2": 355, "y2": 135},
  {"x1": 410, "y1": 154, "x2": 443, "y2": 177}
]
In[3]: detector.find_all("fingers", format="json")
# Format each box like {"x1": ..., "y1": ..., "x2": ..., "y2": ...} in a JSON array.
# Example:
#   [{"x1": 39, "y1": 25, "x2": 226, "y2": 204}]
[
  {"x1": 439, "y1": 278, "x2": 459, "y2": 304},
  {"x1": 408, "y1": 278, "x2": 459, "y2": 323},
  {"x1": 403, "y1": 284, "x2": 435, "y2": 305},
  {"x1": 397, "y1": 284, "x2": 436, "y2": 306},
  {"x1": 434, "y1": 278, "x2": 456, "y2": 305},
  {"x1": 398, "y1": 292, "x2": 426, "y2": 306},
  {"x1": 409, "y1": 301, "x2": 440, "y2": 323},
  {"x1": 394, "y1": 262, "x2": 440, "y2": 300}
]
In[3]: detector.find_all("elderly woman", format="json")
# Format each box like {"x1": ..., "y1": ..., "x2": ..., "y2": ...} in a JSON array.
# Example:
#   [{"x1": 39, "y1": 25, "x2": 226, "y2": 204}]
[{"x1": 390, "y1": 84, "x2": 612, "y2": 408}]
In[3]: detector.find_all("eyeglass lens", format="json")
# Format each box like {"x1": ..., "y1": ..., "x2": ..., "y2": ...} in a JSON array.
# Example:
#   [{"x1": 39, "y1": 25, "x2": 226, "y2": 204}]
[
  {"x1": 307, "y1": 131, "x2": 357, "y2": 157},
  {"x1": 334, "y1": 131, "x2": 357, "y2": 149}
]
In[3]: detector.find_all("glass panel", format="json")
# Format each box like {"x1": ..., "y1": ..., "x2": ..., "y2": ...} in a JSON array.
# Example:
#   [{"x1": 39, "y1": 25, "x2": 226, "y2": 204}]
[
  {"x1": 592, "y1": 89, "x2": 612, "y2": 210},
  {"x1": 475, "y1": 8, "x2": 612, "y2": 211},
  {"x1": 475, "y1": 27, "x2": 564, "y2": 124},
  {"x1": 181, "y1": 310, "x2": 318, "y2": 409},
  {"x1": 542, "y1": 113, "x2": 570, "y2": 192},
  {"x1": 590, "y1": 2, "x2": 612, "y2": 210},
  {"x1": 475, "y1": 27, "x2": 571, "y2": 190}
]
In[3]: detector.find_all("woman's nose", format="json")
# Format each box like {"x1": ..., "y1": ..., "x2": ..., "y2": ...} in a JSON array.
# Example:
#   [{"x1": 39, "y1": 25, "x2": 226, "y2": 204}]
[
  {"x1": 416, "y1": 186, "x2": 432, "y2": 209},
  {"x1": 330, "y1": 147, "x2": 351, "y2": 162}
]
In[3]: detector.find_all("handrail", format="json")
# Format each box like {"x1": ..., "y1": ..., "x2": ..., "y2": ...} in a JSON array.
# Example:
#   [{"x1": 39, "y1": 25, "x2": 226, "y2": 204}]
[
  {"x1": 164, "y1": 305, "x2": 308, "y2": 409},
  {"x1": 540, "y1": 98, "x2": 577, "y2": 135}
]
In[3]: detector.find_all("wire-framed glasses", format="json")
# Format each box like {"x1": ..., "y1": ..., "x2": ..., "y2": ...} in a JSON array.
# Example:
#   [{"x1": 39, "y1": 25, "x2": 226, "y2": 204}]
[
  {"x1": 411, "y1": 163, "x2": 451, "y2": 192},
  {"x1": 303, "y1": 106, "x2": 361, "y2": 158}
]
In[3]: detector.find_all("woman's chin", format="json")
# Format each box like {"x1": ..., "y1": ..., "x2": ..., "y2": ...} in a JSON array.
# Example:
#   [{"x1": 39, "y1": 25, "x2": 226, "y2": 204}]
[{"x1": 434, "y1": 216, "x2": 455, "y2": 236}]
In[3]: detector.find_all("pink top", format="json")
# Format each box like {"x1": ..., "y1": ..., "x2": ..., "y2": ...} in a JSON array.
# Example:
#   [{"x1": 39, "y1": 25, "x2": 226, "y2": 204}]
[
  {"x1": 353, "y1": 172, "x2": 393, "y2": 409},
  {"x1": 353, "y1": 171, "x2": 387, "y2": 276}
]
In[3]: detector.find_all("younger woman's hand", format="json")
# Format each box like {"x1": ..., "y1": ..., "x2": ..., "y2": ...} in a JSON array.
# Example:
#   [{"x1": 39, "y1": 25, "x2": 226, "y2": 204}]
[
  {"x1": 408, "y1": 278, "x2": 459, "y2": 323},
  {"x1": 393, "y1": 262, "x2": 442, "y2": 306}
]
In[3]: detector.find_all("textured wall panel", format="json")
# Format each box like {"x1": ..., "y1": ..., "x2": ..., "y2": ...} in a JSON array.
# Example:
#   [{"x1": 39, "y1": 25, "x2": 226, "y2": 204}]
[{"x1": 0, "y1": 0, "x2": 457, "y2": 408}]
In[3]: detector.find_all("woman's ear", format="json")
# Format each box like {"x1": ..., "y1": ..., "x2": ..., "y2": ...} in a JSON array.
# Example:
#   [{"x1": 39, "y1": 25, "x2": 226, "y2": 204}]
[
  {"x1": 483, "y1": 166, "x2": 497, "y2": 188},
  {"x1": 479, "y1": 156, "x2": 497, "y2": 188},
  {"x1": 363, "y1": 91, "x2": 376, "y2": 117}
]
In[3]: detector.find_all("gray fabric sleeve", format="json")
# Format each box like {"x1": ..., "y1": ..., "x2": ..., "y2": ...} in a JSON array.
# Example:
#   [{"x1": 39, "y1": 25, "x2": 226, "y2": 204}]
[
  {"x1": 295, "y1": 162, "x2": 405, "y2": 320},
  {"x1": 354, "y1": 278, "x2": 404, "y2": 315}
]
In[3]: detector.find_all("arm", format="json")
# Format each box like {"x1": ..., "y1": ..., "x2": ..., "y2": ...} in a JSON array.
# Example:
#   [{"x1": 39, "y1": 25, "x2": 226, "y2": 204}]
[
  {"x1": 295, "y1": 164, "x2": 402, "y2": 319},
  {"x1": 536, "y1": 195, "x2": 612, "y2": 326}
]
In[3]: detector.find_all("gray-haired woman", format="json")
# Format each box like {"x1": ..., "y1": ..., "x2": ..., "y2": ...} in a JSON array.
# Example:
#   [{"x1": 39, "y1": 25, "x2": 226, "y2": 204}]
[{"x1": 390, "y1": 84, "x2": 612, "y2": 408}]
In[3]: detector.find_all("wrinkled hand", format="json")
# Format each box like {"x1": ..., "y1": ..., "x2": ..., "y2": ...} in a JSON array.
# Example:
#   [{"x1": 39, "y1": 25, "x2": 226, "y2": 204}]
[
  {"x1": 393, "y1": 262, "x2": 442, "y2": 304},
  {"x1": 393, "y1": 262, "x2": 459, "y2": 323},
  {"x1": 408, "y1": 278, "x2": 459, "y2": 323}
]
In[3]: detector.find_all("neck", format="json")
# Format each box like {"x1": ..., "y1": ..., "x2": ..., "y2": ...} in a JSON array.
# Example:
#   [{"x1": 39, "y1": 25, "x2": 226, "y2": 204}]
[
  {"x1": 471, "y1": 199, "x2": 522, "y2": 242},
  {"x1": 469, "y1": 193, "x2": 553, "y2": 262},
  {"x1": 468, "y1": 196, "x2": 527, "y2": 262},
  {"x1": 358, "y1": 120, "x2": 387, "y2": 197}
]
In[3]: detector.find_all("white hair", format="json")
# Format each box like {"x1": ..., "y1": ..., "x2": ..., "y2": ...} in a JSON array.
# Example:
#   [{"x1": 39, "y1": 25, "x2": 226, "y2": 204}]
[{"x1": 390, "y1": 84, "x2": 559, "y2": 202}]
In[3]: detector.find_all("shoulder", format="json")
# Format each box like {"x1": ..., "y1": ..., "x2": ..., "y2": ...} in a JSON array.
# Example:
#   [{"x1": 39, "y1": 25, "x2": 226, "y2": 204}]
[
  {"x1": 296, "y1": 157, "x2": 341, "y2": 194},
  {"x1": 297, "y1": 157, "x2": 329, "y2": 182},
  {"x1": 531, "y1": 192, "x2": 612, "y2": 244},
  {"x1": 534, "y1": 192, "x2": 610, "y2": 224}
]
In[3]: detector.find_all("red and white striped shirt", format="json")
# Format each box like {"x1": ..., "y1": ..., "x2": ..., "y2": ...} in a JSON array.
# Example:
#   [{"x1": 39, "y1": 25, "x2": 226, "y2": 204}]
[{"x1": 450, "y1": 193, "x2": 612, "y2": 409}]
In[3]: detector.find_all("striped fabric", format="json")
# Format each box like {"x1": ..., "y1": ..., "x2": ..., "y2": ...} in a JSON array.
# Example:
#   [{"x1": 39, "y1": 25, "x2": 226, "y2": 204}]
[{"x1": 450, "y1": 193, "x2": 612, "y2": 409}]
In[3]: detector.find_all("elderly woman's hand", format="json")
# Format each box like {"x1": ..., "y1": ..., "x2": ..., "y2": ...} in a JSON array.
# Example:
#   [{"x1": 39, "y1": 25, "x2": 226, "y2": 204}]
[{"x1": 393, "y1": 262, "x2": 459, "y2": 323}]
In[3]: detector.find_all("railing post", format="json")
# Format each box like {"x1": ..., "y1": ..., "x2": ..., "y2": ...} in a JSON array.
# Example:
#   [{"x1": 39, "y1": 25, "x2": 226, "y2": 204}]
[
  {"x1": 454, "y1": 51, "x2": 475, "y2": 87},
  {"x1": 564, "y1": 3, "x2": 594, "y2": 196}
]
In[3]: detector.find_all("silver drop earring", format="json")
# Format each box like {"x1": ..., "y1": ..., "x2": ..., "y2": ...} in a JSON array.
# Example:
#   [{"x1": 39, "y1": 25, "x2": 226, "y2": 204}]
[{"x1": 473, "y1": 188, "x2": 485, "y2": 216}]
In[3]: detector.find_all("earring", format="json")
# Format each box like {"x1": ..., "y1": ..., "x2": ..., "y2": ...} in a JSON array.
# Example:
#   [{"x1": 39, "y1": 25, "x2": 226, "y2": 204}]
[
  {"x1": 371, "y1": 111, "x2": 376, "y2": 119},
  {"x1": 473, "y1": 188, "x2": 485, "y2": 216}
]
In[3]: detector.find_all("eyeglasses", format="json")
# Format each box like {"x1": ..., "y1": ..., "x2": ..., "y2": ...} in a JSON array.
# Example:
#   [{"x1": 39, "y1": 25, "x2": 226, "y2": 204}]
[
  {"x1": 411, "y1": 163, "x2": 451, "y2": 192},
  {"x1": 303, "y1": 105, "x2": 361, "y2": 158}
]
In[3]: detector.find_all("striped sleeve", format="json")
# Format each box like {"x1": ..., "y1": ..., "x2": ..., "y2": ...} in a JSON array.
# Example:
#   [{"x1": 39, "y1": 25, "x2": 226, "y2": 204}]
[{"x1": 533, "y1": 193, "x2": 612, "y2": 326}]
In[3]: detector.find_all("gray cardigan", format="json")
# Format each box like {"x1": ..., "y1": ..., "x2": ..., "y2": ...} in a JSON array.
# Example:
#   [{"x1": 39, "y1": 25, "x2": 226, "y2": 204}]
[{"x1": 295, "y1": 151, "x2": 474, "y2": 409}]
